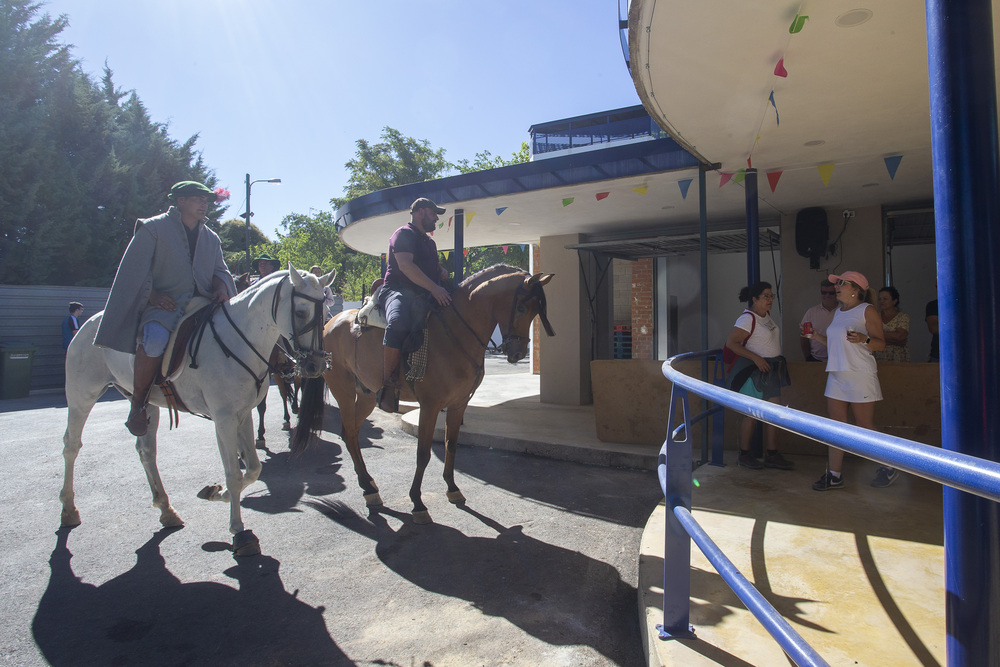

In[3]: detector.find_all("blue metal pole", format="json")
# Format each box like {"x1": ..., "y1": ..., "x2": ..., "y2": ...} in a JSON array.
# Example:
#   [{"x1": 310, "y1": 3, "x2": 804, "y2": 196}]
[
  {"x1": 454, "y1": 208, "x2": 465, "y2": 282},
  {"x1": 925, "y1": 1, "x2": 1000, "y2": 664},
  {"x1": 744, "y1": 168, "x2": 760, "y2": 285},
  {"x1": 659, "y1": 388, "x2": 695, "y2": 639}
]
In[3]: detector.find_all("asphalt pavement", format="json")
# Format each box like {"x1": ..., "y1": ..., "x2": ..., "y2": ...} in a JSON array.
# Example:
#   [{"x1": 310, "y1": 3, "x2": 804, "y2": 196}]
[{"x1": 0, "y1": 357, "x2": 662, "y2": 666}]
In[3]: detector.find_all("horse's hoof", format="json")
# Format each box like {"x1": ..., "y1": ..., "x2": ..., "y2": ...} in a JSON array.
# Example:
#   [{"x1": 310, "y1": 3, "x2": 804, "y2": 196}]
[
  {"x1": 60, "y1": 510, "x2": 81, "y2": 527},
  {"x1": 233, "y1": 529, "x2": 261, "y2": 557},
  {"x1": 255, "y1": 437, "x2": 266, "y2": 449},
  {"x1": 363, "y1": 492, "x2": 383, "y2": 507},
  {"x1": 197, "y1": 484, "x2": 222, "y2": 500},
  {"x1": 281, "y1": 421, "x2": 291, "y2": 431},
  {"x1": 160, "y1": 510, "x2": 184, "y2": 528},
  {"x1": 446, "y1": 490, "x2": 466, "y2": 505},
  {"x1": 412, "y1": 510, "x2": 433, "y2": 525}
]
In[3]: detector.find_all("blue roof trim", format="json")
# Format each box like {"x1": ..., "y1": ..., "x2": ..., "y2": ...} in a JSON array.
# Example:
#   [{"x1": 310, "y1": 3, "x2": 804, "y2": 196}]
[{"x1": 334, "y1": 137, "x2": 699, "y2": 230}]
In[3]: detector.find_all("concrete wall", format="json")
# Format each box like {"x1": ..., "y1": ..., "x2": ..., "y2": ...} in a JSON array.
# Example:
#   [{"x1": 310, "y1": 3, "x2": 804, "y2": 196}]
[{"x1": 539, "y1": 233, "x2": 592, "y2": 405}]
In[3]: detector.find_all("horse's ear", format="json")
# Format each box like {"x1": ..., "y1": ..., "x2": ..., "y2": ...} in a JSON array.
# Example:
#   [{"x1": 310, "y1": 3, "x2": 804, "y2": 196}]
[
  {"x1": 321, "y1": 270, "x2": 337, "y2": 288},
  {"x1": 525, "y1": 272, "x2": 554, "y2": 288},
  {"x1": 288, "y1": 263, "x2": 305, "y2": 288}
]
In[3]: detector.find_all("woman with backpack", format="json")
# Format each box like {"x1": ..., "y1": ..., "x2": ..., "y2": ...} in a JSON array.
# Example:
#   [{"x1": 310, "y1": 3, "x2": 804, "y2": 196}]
[{"x1": 724, "y1": 281, "x2": 794, "y2": 471}]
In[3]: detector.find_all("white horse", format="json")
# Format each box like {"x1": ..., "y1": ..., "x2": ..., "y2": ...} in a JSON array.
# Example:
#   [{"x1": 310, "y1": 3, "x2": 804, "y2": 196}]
[{"x1": 60, "y1": 264, "x2": 335, "y2": 556}]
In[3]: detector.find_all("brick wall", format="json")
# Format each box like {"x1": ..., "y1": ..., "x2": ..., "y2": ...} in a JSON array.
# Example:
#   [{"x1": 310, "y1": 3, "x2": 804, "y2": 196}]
[{"x1": 631, "y1": 258, "x2": 654, "y2": 360}]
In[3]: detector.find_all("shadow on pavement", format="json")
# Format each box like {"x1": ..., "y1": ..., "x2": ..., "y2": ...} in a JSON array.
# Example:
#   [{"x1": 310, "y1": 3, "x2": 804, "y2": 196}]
[
  {"x1": 33, "y1": 526, "x2": 350, "y2": 666},
  {"x1": 306, "y1": 498, "x2": 644, "y2": 666}
]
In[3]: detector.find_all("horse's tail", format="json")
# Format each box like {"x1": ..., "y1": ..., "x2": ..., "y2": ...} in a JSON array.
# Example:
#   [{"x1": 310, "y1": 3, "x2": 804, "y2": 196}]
[{"x1": 290, "y1": 375, "x2": 326, "y2": 455}]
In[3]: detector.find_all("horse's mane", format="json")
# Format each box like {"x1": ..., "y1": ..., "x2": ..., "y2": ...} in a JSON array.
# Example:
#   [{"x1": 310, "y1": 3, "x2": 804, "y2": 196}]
[{"x1": 457, "y1": 264, "x2": 527, "y2": 297}]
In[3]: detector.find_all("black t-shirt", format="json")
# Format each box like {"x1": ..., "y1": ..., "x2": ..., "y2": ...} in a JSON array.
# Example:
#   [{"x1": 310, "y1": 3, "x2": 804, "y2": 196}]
[{"x1": 384, "y1": 223, "x2": 439, "y2": 292}]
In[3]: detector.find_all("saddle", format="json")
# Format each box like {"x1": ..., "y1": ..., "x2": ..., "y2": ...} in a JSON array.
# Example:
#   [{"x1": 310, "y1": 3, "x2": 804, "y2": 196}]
[
  {"x1": 153, "y1": 296, "x2": 217, "y2": 428},
  {"x1": 354, "y1": 280, "x2": 431, "y2": 382}
]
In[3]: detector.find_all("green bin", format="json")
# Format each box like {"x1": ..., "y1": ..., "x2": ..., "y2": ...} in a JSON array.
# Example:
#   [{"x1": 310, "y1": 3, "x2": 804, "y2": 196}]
[{"x1": 0, "y1": 342, "x2": 38, "y2": 400}]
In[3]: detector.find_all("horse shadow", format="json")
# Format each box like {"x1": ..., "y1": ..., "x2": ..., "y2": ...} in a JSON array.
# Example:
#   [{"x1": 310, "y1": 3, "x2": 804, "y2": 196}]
[
  {"x1": 244, "y1": 402, "x2": 386, "y2": 515},
  {"x1": 306, "y1": 499, "x2": 643, "y2": 666},
  {"x1": 32, "y1": 527, "x2": 350, "y2": 666}
]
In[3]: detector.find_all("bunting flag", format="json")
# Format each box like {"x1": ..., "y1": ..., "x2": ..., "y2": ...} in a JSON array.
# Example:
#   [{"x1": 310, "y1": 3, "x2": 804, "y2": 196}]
[
  {"x1": 596, "y1": 192, "x2": 610, "y2": 201},
  {"x1": 465, "y1": 211, "x2": 476, "y2": 227},
  {"x1": 496, "y1": 207, "x2": 507, "y2": 216},
  {"x1": 447, "y1": 216, "x2": 453, "y2": 229},
  {"x1": 437, "y1": 222, "x2": 444, "y2": 230},
  {"x1": 884, "y1": 155, "x2": 902, "y2": 180},
  {"x1": 678, "y1": 179, "x2": 692, "y2": 199},
  {"x1": 818, "y1": 163, "x2": 836, "y2": 187},
  {"x1": 632, "y1": 186, "x2": 647, "y2": 195},
  {"x1": 774, "y1": 58, "x2": 788, "y2": 77},
  {"x1": 719, "y1": 172, "x2": 733, "y2": 187},
  {"x1": 733, "y1": 169, "x2": 746, "y2": 184},
  {"x1": 755, "y1": 134, "x2": 761, "y2": 149},
  {"x1": 520, "y1": 244, "x2": 527, "y2": 251},
  {"x1": 443, "y1": 250, "x2": 450, "y2": 260},
  {"x1": 789, "y1": 14, "x2": 808, "y2": 33},
  {"x1": 463, "y1": 248, "x2": 469, "y2": 257},
  {"x1": 561, "y1": 197, "x2": 574, "y2": 207},
  {"x1": 769, "y1": 91, "x2": 779, "y2": 126},
  {"x1": 502, "y1": 245, "x2": 509, "y2": 254},
  {"x1": 766, "y1": 170, "x2": 783, "y2": 193},
  {"x1": 747, "y1": 156, "x2": 752, "y2": 169}
]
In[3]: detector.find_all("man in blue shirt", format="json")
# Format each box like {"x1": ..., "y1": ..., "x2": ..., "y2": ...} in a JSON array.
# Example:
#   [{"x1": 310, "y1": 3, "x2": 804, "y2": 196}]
[{"x1": 377, "y1": 198, "x2": 451, "y2": 412}]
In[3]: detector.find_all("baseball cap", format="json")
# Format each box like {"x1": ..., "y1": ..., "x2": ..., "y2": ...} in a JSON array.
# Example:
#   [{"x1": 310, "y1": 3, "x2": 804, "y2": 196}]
[{"x1": 828, "y1": 270, "x2": 869, "y2": 291}]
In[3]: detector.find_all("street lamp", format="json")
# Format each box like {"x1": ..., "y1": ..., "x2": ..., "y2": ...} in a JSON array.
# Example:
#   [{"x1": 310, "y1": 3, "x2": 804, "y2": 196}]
[{"x1": 243, "y1": 173, "x2": 281, "y2": 272}]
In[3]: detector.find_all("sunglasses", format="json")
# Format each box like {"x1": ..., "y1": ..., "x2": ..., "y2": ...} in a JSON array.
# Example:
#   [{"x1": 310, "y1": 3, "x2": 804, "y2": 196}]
[{"x1": 836, "y1": 280, "x2": 849, "y2": 287}]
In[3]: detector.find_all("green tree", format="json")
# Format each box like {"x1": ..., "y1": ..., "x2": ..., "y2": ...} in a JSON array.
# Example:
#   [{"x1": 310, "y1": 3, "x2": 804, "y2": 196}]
[
  {"x1": 330, "y1": 127, "x2": 452, "y2": 209},
  {"x1": 0, "y1": 2, "x2": 220, "y2": 286},
  {"x1": 218, "y1": 218, "x2": 269, "y2": 273},
  {"x1": 454, "y1": 141, "x2": 531, "y2": 174}
]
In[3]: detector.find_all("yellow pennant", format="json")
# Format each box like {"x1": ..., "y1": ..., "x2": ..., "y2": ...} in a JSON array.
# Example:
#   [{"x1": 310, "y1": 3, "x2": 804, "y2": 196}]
[
  {"x1": 817, "y1": 163, "x2": 835, "y2": 187},
  {"x1": 632, "y1": 186, "x2": 647, "y2": 195}
]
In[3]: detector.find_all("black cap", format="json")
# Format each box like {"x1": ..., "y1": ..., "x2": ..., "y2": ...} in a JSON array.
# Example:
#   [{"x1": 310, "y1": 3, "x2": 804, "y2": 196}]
[{"x1": 410, "y1": 198, "x2": 445, "y2": 214}]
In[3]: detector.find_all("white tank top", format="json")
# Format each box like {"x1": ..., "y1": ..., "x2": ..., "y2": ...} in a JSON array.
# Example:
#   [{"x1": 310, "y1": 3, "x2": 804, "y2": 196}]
[{"x1": 825, "y1": 303, "x2": 876, "y2": 373}]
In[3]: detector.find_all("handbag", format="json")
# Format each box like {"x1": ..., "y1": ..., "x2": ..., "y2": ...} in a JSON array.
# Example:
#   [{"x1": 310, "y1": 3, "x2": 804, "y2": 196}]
[{"x1": 722, "y1": 310, "x2": 756, "y2": 373}]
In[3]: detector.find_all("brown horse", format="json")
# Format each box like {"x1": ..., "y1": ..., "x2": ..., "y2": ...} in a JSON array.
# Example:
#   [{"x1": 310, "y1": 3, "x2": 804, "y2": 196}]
[{"x1": 293, "y1": 264, "x2": 554, "y2": 523}]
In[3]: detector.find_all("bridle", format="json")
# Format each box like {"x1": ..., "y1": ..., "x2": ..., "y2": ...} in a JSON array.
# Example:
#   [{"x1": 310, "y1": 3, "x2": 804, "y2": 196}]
[{"x1": 203, "y1": 274, "x2": 331, "y2": 393}]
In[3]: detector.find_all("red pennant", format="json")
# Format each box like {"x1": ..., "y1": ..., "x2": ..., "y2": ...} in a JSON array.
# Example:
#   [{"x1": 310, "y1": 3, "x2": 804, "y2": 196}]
[
  {"x1": 774, "y1": 58, "x2": 788, "y2": 77},
  {"x1": 463, "y1": 248, "x2": 469, "y2": 257},
  {"x1": 596, "y1": 192, "x2": 610, "y2": 201},
  {"x1": 747, "y1": 156, "x2": 752, "y2": 169},
  {"x1": 502, "y1": 245, "x2": 509, "y2": 254},
  {"x1": 719, "y1": 173, "x2": 733, "y2": 187},
  {"x1": 766, "y1": 170, "x2": 783, "y2": 193}
]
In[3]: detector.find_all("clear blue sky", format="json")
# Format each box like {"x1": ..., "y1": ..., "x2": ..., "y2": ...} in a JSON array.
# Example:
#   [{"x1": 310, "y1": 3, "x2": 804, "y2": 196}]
[{"x1": 40, "y1": 0, "x2": 641, "y2": 241}]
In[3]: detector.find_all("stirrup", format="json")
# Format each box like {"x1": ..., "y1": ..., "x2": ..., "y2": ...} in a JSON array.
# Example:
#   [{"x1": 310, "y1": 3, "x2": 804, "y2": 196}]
[{"x1": 376, "y1": 385, "x2": 399, "y2": 413}]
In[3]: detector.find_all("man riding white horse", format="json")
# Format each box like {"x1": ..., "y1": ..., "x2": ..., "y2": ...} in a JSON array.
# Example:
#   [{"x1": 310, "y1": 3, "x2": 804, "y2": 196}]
[
  {"x1": 94, "y1": 181, "x2": 236, "y2": 436},
  {"x1": 377, "y1": 197, "x2": 452, "y2": 413}
]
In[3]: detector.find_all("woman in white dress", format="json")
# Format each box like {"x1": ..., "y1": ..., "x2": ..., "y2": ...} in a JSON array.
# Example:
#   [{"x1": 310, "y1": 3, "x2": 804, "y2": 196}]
[{"x1": 804, "y1": 271, "x2": 886, "y2": 490}]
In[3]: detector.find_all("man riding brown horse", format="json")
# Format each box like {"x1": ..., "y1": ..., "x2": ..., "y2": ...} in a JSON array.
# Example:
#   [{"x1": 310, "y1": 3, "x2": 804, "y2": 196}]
[{"x1": 376, "y1": 197, "x2": 452, "y2": 413}]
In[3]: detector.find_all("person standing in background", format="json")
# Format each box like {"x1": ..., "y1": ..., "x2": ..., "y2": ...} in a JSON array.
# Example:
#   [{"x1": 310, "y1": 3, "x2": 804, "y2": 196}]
[
  {"x1": 799, "y1": 279, "x2": 838, "y2": 362},
  {"x1": 874, "y1": 286, "x2": 910, "y2": 363},
  {"x1": 62, "y1": 302, "x2": 84, "y2": 350}
]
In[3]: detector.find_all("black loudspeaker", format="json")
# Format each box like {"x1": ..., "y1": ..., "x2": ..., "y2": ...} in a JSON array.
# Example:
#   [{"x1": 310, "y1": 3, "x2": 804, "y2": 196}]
[{"x1": 795, "y1": 207, "x2": 829, "y2": 269}]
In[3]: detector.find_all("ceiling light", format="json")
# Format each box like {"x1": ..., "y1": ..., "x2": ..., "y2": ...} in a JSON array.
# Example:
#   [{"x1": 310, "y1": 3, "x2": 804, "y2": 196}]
[{"x1": 836, "y1": 9, "x2": 873, "y2": 27}]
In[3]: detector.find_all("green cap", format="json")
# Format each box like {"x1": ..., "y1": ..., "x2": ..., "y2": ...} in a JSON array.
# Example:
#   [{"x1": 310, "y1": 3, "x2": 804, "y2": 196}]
[
  {"x1": 168, "y1": 181, "x2": 216, "y2": 201},
  {"x1": 254, "y1": 253, "x2": 280, "y2": 273}
]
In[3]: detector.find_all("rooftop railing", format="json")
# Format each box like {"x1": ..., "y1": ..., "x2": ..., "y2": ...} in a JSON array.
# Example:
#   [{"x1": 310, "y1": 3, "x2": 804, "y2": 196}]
[{"x1": 657, "y1": 349, "x2": 1000, "y2": 665}]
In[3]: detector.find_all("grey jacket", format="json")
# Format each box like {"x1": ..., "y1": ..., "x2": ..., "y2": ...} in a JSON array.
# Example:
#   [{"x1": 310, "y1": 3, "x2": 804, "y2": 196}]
[{"x1": 94, "y1": 207, "x2": 236, "y2": 354}]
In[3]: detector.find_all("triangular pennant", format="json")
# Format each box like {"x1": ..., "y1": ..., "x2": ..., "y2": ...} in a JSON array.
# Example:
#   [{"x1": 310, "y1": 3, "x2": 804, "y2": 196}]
[
  {"x1": 766, "y1": 170, "x2": 783, "y2": 193},
  {"x1": 465, "y1": 211, "x2": 476, "y2": 227},
  {"x1": 774, "y1": 58, "x2": 788, "y2": 77},
  {"x1": 733, "y1": 169, "x2": 746, "y2": 184},
  {"x1": 769, "y1": 91, "x2": 779, "y2": 126},
  {"x1": 719, "y1": 172, "x2": 733, "y2": 187},
  {"x1": 463, "y1": 248, "x2": 469, "y2": 257},
  {"x1": 561, "y1": 197, "x2": 574, "y2": 207},
  {"x1": 443, "y1": 250, "x2": 450, "y2": 260},
  {"x1": 520, "y1": 244, "x2": 527, "y2": 251},
  {"x1": 747, "y1": 156, "x2": 752, "y2": 169},
  {"x1": 884, "y1": 155, "x2": 902, "y2": 180},
  {"x1": 448, "y1": 216, "x2": 453, "y2": 229},
  {"x1": 596, "y1": 192, "x2": 610, "y2": 201},
  {"x1": 437, "y1": 221, "x2": 444, "y2": 229},
  {"x1": 632, "y1": 186, "x2": 647, "y2": 195},
  {"x1": 502, "y1": 245, "x2": 509, "y2": 254},
  {"x1": 495, "y1": 207, "x2": 507, "y2": 216},
  {"x1": 818, "y1": 163, "x2": 836, "y2": 187},
  {"x1": 789, "y1": 14, "x2": 808, "y2": 33},
  {"x1": 677, "y1": 179, "x2": 692, "y2": 199}
]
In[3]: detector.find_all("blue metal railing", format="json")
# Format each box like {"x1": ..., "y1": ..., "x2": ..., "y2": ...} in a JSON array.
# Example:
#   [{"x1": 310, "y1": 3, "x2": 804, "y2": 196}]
[{"x1": 657, "y1": 349, "x2": 1000, "y2": 665}]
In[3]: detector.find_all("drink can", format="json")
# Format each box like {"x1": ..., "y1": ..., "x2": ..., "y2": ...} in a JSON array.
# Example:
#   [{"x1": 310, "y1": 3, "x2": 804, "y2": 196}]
[{"x1": 802, "y1": 321, "x2": 814, "y2": 338}]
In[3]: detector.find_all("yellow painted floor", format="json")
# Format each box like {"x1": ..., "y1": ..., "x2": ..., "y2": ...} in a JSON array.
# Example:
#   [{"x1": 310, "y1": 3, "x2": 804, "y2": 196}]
[{"x1": 640, "y1": 452, "x2": 945, "y2": 667}]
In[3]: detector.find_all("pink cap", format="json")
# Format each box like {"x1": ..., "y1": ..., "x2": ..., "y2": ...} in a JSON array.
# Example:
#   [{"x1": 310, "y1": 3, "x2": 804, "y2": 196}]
[{"x1": 828, "y1": 270, "x2": 869, "y2": 291}]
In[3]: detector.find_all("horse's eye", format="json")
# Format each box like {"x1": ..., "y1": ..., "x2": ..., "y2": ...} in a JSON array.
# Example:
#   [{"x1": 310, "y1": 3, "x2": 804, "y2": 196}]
[{"x1": 516, "y1": 303, "x2": 527, "y2": 314}]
